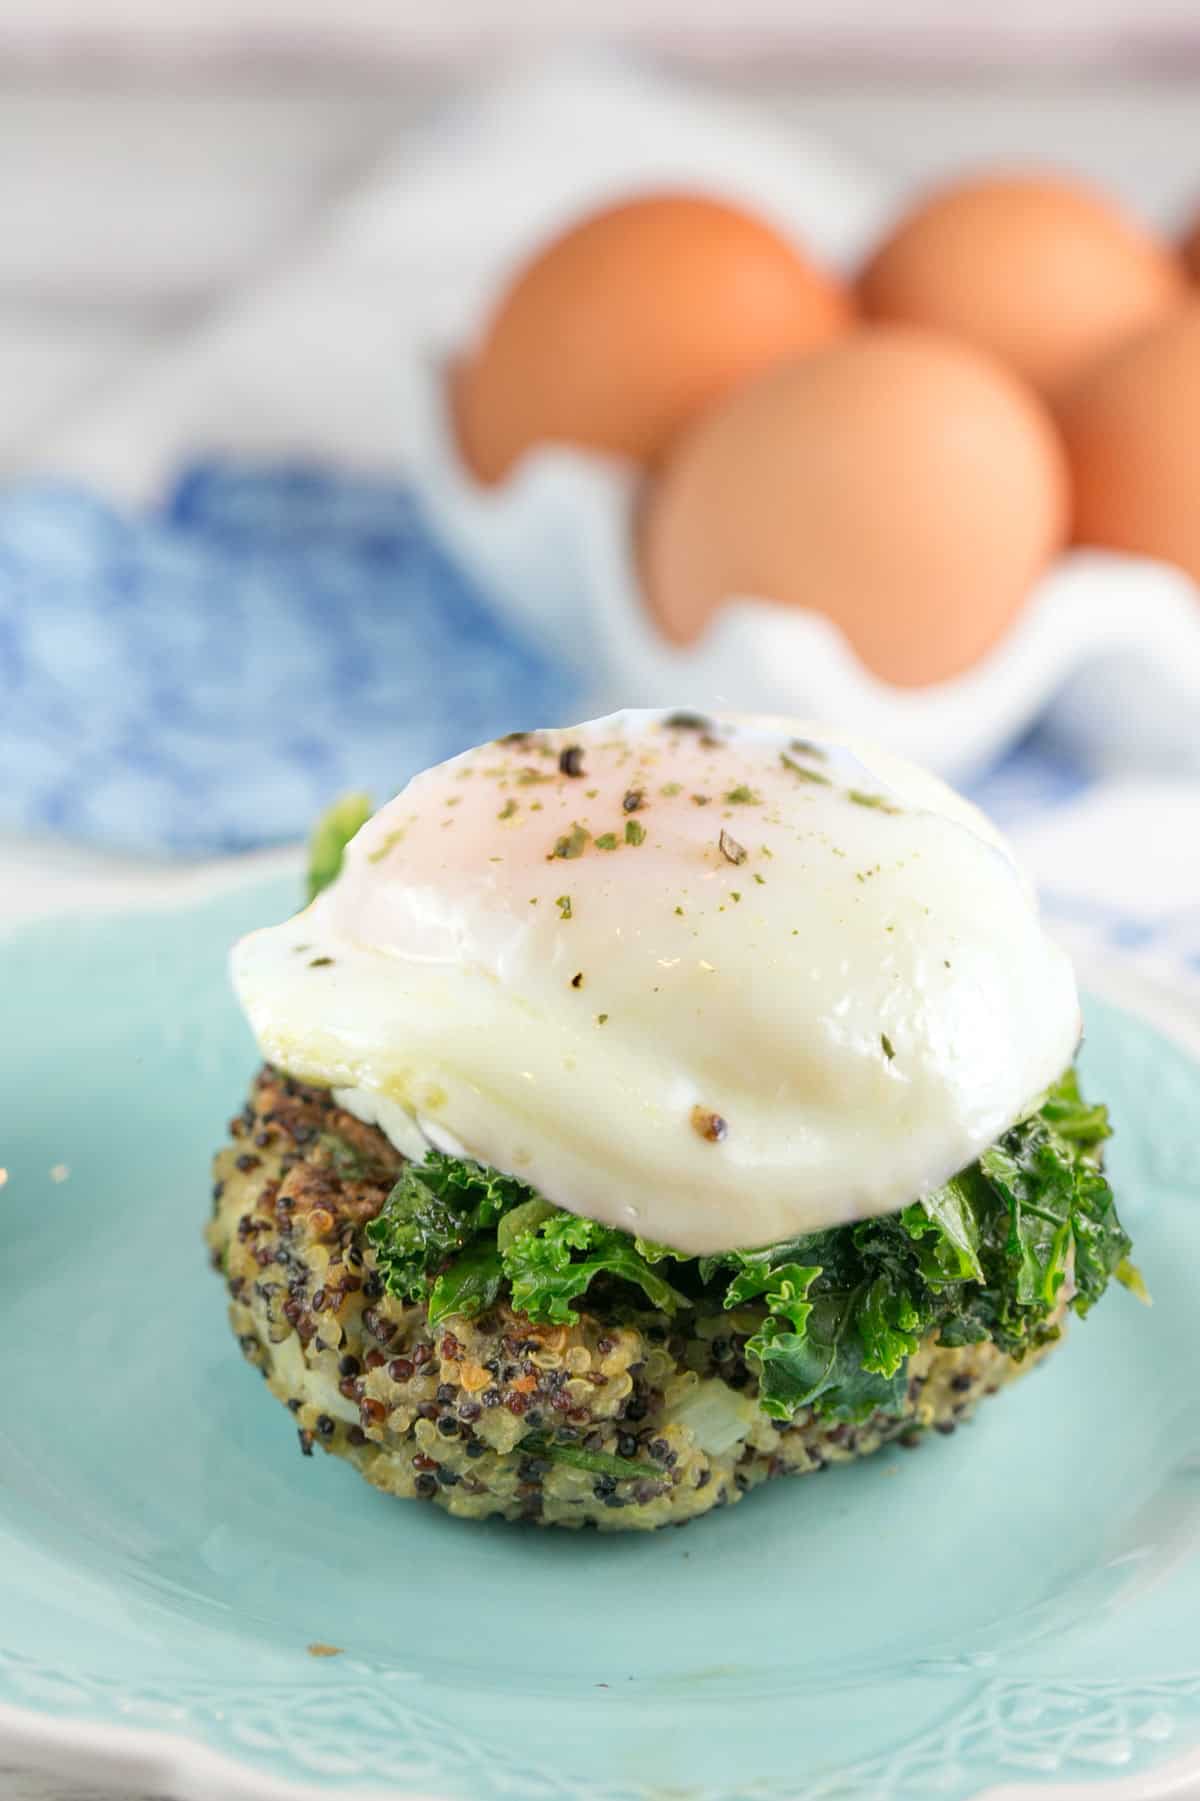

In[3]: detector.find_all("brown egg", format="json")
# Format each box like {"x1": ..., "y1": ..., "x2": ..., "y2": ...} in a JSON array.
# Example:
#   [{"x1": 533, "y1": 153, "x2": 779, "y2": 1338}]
[
  {"x1": 1059, "y1": 305, "x2": 1200, "y2": 585},
  {"x1": 455, "y1": 193, "x2": 851, "y2": 483},
  {"x1": 639, "y1": 325, "x2": 1068, "y2": 688},
  {"x1": 859, "y1": 174, "x2": 1186, "y2": 396}
]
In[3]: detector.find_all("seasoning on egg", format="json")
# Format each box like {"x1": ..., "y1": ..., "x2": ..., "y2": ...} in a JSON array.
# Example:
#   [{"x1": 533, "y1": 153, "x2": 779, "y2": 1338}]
[
  {"x1": 690, "y1": 1107, "x2": 729, "y2": 1143},
  {"x1": 551, "y1": 824, "x2": 590, "y2": 861}
]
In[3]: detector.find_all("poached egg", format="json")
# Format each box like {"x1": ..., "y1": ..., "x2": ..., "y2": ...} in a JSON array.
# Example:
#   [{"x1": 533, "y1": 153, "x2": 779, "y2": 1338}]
[{"x1": 232, "y1": 712, "x2": 1079, "y2": 1255}]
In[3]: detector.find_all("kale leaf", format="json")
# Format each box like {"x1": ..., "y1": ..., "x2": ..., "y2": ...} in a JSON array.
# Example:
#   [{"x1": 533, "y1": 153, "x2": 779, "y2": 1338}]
[
  {"x1": 365, "y1": 1071, "x2": 1139, "y2": 1425},
  {"x1": 306, "y1": 791, "x2": 372, "y2": 901}
]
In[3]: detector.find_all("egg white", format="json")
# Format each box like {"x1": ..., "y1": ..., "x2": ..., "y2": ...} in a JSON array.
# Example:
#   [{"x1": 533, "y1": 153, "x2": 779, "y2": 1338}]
[{"x1": 232, "y1": 711, "x2": 1080, "y2": 1254}]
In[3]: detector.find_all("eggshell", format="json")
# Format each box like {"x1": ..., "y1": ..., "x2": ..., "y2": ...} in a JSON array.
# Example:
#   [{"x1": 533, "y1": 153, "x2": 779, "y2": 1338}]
[
  {"x1": 638, "y1": 325, "x2": 1069, "y2": 688},
  {"x1": 1059, "y1": 304, "x2": 1200, "y2": 586},
  {"x1": 859, "y1": 174, "x2": 1186, "y2": 396},
  {"x1": 454, "y1": 192, "x2": 851, "y2": 483}
]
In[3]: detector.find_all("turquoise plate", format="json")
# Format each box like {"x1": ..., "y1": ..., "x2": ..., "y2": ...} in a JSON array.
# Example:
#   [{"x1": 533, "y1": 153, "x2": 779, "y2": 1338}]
[{"x1": 2, "y1": 879, "x2": 1199, "y2": 1801}]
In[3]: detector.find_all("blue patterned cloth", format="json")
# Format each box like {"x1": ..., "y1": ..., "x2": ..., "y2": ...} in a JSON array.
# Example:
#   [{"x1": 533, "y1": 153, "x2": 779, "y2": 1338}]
[
  {"x1": 0, "y1": 463, "x2": 580, "y2": 855},
  {"x1": 0, "y1": 459, "x2": 1108, "y2": 861}
]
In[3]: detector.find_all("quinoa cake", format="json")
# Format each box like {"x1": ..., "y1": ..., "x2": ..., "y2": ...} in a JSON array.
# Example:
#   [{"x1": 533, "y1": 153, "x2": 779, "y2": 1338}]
[
  {"x1": 209, "y1": 713, "x2": 1140, "y2": 1530},
  {"x1": 209, "y1": 1068, "x2": 1062, "y2": 1529}
]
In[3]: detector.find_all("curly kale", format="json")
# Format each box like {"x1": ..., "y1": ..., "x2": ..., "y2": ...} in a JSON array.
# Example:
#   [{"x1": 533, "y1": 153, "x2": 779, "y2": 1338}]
[{"x1": 365, "y1": 1068, "x2": 1140, "y2": 1425}]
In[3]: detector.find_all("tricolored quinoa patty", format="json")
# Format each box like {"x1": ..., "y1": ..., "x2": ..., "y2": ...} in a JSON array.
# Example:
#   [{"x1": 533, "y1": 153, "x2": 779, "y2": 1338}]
[{"x1": 207, "y1": 1067, "x2": 1057, "y2": 1529}]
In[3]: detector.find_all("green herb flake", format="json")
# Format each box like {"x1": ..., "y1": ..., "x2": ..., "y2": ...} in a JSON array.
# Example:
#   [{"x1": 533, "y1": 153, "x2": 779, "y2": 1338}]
[
  {"x1": 520, "y1": 1433, "x2": 662, "y2": 1482},
  {"x1": 661, "y1": 781, "x2": 683, "y2": 797},
  {"x1": 318, "y1": 1134, "x2": 378, "y2": 1181},
  {"x1": 881, "y1": 1033, "x2": 896, "y2": 1061},
  {"x1": 497, "y1": 798, "x2": 519, "y2": 820},
  {"x1": 724, "y1": 784, "x2": 761, "y2": 805},
  {"x1": 848, "y1": 790, "x2": 901, "y2": 815},
  {"x1": 552, "y1": 824, "x2": 590, "y2": 860},
  {"x1": 365, "y1": 826, "x2": 404, "y2": 864},
  {"x1": 781, "y1": 753, "x2": 832, "y2": 785},
  {"x1": 595, "y1": 832, "x2": 618, "y2": 851},
  {"x1": 753, "y1": 872, "x2": 766, "y2": 885},
  {"x1": 555, "y1": 894, "x2": 573, "y2": 920},
  {"x1": 624, "y1": 819, "x2": 646, "y2": 846}
]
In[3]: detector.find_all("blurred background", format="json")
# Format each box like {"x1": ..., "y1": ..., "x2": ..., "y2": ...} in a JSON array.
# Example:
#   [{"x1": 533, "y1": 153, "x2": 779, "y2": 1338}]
[{"x1": 1, "y1": 0, "x2": 1199, "y2": 1000}]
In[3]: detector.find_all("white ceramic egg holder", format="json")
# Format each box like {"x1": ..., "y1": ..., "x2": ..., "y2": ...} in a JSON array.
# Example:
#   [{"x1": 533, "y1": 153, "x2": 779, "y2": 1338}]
[
  {"x1": 403, "y1": 59, "x2": 1200, "y2": 784},
  {"x1": 411, "y1": 357, "x2": 1200, "y2": 784}
]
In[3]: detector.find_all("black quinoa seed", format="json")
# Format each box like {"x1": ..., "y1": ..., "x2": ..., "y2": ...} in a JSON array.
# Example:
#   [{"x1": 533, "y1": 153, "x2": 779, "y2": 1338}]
[
  {"x1": 339, "y1": 1353, "x2": 361, "y2": 1378},
  {"x1": 316, "y1": 1414, "x2": 335, "y2": 1438},
  {"x1": 593, "y1": 1476, "x2": 617, "y2": 1499},
  {"x1": 435, "y1": 1467, "x2": 460, "y2": 1488},
  {"x1": 414, "y1": 1474, "x2": 438, "y2": 1498},
  {"x1": 951, "y1": 1372, "x2": 974, "y2": 1393},
  {"x1": 298, "y1": 1429, "x2": 314, "y2": 1457},
  {"x1": 436, "y1": 1416, "x2": 459, "y2": 1438}
]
